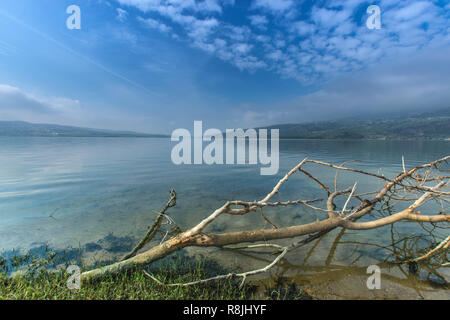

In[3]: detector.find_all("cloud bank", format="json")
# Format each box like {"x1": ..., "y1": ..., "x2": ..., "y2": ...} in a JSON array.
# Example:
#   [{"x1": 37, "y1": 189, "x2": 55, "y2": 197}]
[
  {"x1": 0, "y1": 84, "x2": 81, "y2": 123},
  {"x1": 235, "y1": 48, "x2": 450, "y2": 127},
  {"x1": 116, "y1": 0, "x2": 450, "y2": 83}
]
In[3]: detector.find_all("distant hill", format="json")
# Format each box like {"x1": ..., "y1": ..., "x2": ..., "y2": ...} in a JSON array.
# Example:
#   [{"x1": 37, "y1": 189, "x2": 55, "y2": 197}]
[
  {"x1": 258, "y1": 108, "x2": 450, "y2": 140},
  {"x1": 0, "y1": 121, "x2": 168, "y2": 138}
]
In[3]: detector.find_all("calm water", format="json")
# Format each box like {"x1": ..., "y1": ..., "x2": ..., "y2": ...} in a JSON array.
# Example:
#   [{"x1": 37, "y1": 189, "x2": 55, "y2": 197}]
[{"x1": 0, "y1": 137, "x2": 448, "y2": 298}]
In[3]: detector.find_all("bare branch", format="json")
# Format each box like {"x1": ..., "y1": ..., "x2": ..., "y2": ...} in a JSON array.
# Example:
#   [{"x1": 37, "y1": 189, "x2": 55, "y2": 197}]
[{"x1": 81, "y1": 156, "x2": 449, "y2": 284}]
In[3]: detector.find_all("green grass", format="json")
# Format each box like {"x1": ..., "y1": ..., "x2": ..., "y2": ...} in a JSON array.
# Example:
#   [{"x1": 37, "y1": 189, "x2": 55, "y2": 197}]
[
  {"x1": 0, "y1": 268, "x2": 247, "y2": 300},
  {"x1": 0, "y1": 245, "x2": 316, "y2": 300},
  {"x1": 0, "y1": 256, "x2": 250, "y2": 300},
  {"x1": 0, "y1": 249, "x2": 314, "y2": 300}
]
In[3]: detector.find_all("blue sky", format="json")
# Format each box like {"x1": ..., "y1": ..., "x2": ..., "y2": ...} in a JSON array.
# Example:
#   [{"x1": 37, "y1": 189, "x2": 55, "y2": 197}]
[{"x1": 0, "y1": 0, "x2": 449, "y2": 133}]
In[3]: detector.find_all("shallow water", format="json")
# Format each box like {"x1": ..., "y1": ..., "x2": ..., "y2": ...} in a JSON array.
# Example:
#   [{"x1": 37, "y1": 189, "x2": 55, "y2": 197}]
[{"x1": 0, "y1": 137, "x2": 448, "y2": 299}]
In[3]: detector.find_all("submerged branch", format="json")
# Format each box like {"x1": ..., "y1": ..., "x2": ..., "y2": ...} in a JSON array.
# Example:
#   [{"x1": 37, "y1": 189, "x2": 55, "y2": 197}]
[{"x1": 121, "y1": 189, "x2": 177, "y2": 261}]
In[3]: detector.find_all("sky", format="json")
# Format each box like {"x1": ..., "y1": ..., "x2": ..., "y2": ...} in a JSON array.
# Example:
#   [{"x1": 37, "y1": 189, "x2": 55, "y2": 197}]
[{"x1": 0, "y1": 0, "x2": 449, "y2": 134}]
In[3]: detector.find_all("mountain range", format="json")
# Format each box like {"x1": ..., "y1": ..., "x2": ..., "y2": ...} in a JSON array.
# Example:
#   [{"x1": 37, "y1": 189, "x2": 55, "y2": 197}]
[
  {"x1": 0, "y1": 107, "x2": 449, "y2": 139},
  {"x1": 258, "y1": 108, "x2": 450, "y2": 140},
  {"x1": 0, "y1": 121, "x2": 168, "y2": 137}
]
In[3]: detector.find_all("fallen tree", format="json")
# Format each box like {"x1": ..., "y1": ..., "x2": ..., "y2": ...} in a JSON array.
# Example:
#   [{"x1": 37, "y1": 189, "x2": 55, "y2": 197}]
[{"x1": 81, "y1": 156, "x2": 449, "y2": 286}]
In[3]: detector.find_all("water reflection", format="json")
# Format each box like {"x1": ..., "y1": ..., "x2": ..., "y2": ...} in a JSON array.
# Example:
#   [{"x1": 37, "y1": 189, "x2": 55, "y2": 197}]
[{"x1": 224, "y1": 221, "x2": 448, "y2": 299}]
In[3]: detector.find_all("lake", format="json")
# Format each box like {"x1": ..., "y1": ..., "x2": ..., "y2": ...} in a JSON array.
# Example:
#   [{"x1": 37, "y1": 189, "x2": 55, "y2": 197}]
[{"x1": 0, "y1": 137, "x2": 448, "y2": 299}]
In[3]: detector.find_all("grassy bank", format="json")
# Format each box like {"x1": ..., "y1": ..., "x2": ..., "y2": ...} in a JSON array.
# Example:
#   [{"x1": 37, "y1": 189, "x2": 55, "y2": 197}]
[
  {"x1": 0, "y1": 253, "x2": 313, "y2": 300},
  {"x1": 0, "y1": 263, "x2": 247, "y2": 300}
]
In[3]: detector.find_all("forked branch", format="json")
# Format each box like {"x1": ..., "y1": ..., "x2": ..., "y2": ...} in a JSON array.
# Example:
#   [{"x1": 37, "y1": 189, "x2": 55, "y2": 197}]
[{"x1": 81, "y1": 156, "x2": 449, "y2": 285}]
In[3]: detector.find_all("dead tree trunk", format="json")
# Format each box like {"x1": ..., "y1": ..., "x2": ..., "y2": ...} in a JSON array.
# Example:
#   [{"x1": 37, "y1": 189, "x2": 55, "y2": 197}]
[{"x1": 81, "y1": 156, "x2": 450, "y2": 285}]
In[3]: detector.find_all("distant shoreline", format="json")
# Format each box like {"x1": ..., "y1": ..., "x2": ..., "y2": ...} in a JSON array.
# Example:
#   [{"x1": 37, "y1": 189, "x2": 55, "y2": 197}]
[
  {"x1": 0, "y1": 134, "x2": 169, "y2": 138},
  {"x1": 0, "y1": 135, "x2": 448, "y2": 140}
]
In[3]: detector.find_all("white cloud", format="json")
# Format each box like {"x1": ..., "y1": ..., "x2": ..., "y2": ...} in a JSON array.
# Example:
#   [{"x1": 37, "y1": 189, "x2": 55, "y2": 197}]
[
  {"x1": 232, "y1": 43, "x2": 253, "y2": 54},
  {"x1": 116, "y1": 8, "x2": 129, "y2": 22},
  {"x1": 138, "y1": 16, "x2": 172, "y2": 33},
  {"x1": 390, "y1": 1, "x2": 432, "y2": 21},
  {"x1": 255, "y1": 34, "x2": 270, "y2": 42},
  {"x1": 252, "y1": 0, "x2": 294, "y2": 13},
  {"x1": 119, "y1": 1, "x2": 221, "y2": 44},
  {"x1": 117, "y1": 0, "x2": 223, "y2": 14},
  {"x1": 266, "y1": 49, "x2": 283, "y2": 61},
  {"x1": 248, "y1": 15, "x2": 268, "y2": 29},
  {"x1": 276, "y1": 49, "x2": 450, "y2": 123},
  {"x1": 187, "y1": 17, "x2": 219, "y2": 41},
  {"x1": 196, "y1": 0, "x2": 222, "y2": 13},
  {"x1": 0, "y1": 85, "x2": 82, "y2": 122},
  {"x1": 117, "y1": 0, "x2": 450, "y2": 83},
  {"x1": 311, "y1": 6, "x2": 352, "y2": 30},
  {"x1": 220, "y1": 0, "x2": 235, "y2": 6},
  {"x1": 223, "y1": 46, "x2": 450, "y2": 128},
  {"x1": 289, "y1": 21, "x2": 316, "y2": 36}
]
